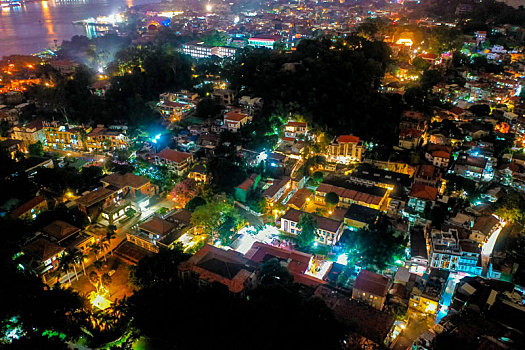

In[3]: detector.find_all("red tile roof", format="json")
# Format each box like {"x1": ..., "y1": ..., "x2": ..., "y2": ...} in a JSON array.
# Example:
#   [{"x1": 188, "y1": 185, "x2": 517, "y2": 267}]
[
  {"x1": 236, "y1": 178, "x2": 254, "y2": 192},
  {"x1": 224, "y1": 111, "x2": 249, "y2": 122},
  {"x1": 23, "y1": 237, "x2": 64, "y2": 261},
  {"x1": 101, "y1": 172, "x2": 150, "y2": 189},
  {"x1": 409, "y1": 183, "x2": 438, "y2": 201},
  {"x1": 156, "y1": 148, "x2": 192, "y2": 164},
  {"x1": 316, "y1": 183, "x2": 384, "y2": 206},
  {"x1": 354, "y1": 270, "x2": 390, "y2": 297},
  {"x1": 337, "y1": 135, "x2": 360, "y2": 144},
  {"x1": 42, "y1": 220, "x2": 81, "y2": 242},
  {"x1": 10, "y1": 195, "x2": 46, "y2": 219},
  {"x1": 281, "y1": 209, "x2": 343, "y2": 233},
  {"x1": 286, "y1": 121, "x2": 307, "y2": 127}
]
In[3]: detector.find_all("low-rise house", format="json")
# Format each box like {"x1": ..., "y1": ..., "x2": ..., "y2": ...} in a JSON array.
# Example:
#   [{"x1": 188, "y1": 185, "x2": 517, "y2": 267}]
[
  {"x1": 263, "y1": 177, "x2": 290, "y2": 204},
  {"x1": 327, "y1": 135, "x2": 364, "y2": 163},
  {"x1": 22, "y1": 237, "x2": 65, "y2": 278},
  {"x1": 159, "y1": 101, "x2": 193, "y2": 122},
  {"x1": 127, "y1": 216, "x2": 178, "y2": 253},
  {"x1": 155, "y1": 148, "x2": 193, "y2": 176},
  {"x1": 315, "y1": 182, "x2": 388, "y2": 211},
  {"x1": 179, "y1": 244, "x2": 255, "y2": 295},
  {"x1": 86, "y1": 125, "x2": 128, "y2": 152},
  {"x1": 223, "y1": 110, "x2": 251, "y2": 132},
  {"x1": 351, "y1": 270, "x2": 391, "y2": 311},
  {"x1": 12, "y1": 119, "x2": 45, "y2": 146},
  {"x1": 425, "y1": 144, "x2": 451, "y2": 168},
  {"x1": 101, "y1": 172, "x2": 156, "y2": 199},
  {"x1": 413, "y1": 165, "x2": 442, "y2": 188},
  {"x1": 245, "y1": 242, "x2": 327, "y2": 288},
  {"x1": 453, "y1": 152, "x2": 490, "y2": 181},
  {"x1": 429, "y1": 228, "x2": 481, "y2": 275},
  {"x1": 407, "y1": 183, "x2": 438, "y2": 214},
  {"x1": 234, "y1": 173, "x2": 260, "y2": 203},
  {"x1": 0, "y1": 139, "x2": 24, "y2": 159},
  {"x1": 343, "y1": 204, "x2": 380, "y2": 230},
  {"x1": 409, "y1": 268, "x2": 450, "y2": 320},
  {"x1": 471, "y1": 215, "x2": 499, "y2": 243},
  {"x1": 42, "y1": 220, "x2": 81, "y2": 245},
  {"x1": 42, "y1": 121, "x2": 88, "y2": 151},
  {"x1": 280, "y1": 208, "x2": 344, "y2": 246},
  {"x1": 409, "y1": 226, "x2": 428, "y2": 275},
  {"x1": 188, "y1": 164, "x2": 209, "y2": 183},
  {"x1": 286, "y1": 188, "x2": 312, "y2": 210},
  {"x1": 284, "y1": 121, "x2": 307, "y2": 141},
  {"x1": 10, "y1": 195, "x2": 48, "y2": 220}
]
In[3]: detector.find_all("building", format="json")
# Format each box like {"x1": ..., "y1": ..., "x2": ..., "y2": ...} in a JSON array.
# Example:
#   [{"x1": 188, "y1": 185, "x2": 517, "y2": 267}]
[
  {"x1": 408, "y1": 268, "x2": 449, "y2": 319},
  {"x1": 42, "y1": 121, "x2": 87, "y2": 151},
  {"x1": 127, "y1": 216, "x2": 177, "y2": 253},
  {"x1": 425, "y1": 144, "x2": 452, "y2": 168},
  {"x1": 188, "y1": 164, "x2": 209, "y2": 183},
  {"x1": 100, "y1": 172, "x2": 156, "y2": 198},
  {"x1": 86, "y1": 125, "x2": 128, "y2": 152},
  {"x1": 429, "y1": 228, "x2": 482, "y2": 275},
  {"x1": 155, "y1": 148, "x2": 193, "y2": 176},
  {"x1": 280, "y1": 209, "x2": 344, "y2": 246},
  {"x1": 327, "y1": 135, "x2": 364, "y2": 163},
  {"x1": 159, "y1": 101, "x2": 193, "y2": 122},
  {"x1": 234, "y1": 174, "x2": 260, "y2": 203},
  {"x1": 223, "y1": 111, "x2": 251, "y2": 132},
  {"x1": 352, "y1": 270, "x2": 391, "y2": 311},
  {"x1": 179, "y1": 244, "x2": 255, "y2": 295},
  {"x1": 181, "y1": 41, "x2": 237, "y2": 59},
  {"x1": 343, "y1": 204, "x2": 380, "y2": 230},
  {"x1": 10, "y1": 195, "x2": 48, "y2": 220},
  {"x1": 42, "y1": 220, "x2": 81, "y2": 245},
  {"x1": 286, "y1": 188, "x2": 312, "y2": 210},
  {"x1": 453, "y1": 153, "x2": 489, "y2": 181},
  {"x1": 263, "y1": 177, "x2": 290, "y2": 204},
  {"x1": 407, "y1": 183, "x2": 438, "y2": 214},
  {"x1": 409, "y1": 226, "x2": 428, "y2": 275},
  {"x1": 413, "y1": 165, "x2": 442, "y2": 188},
  {"x1": 0, "y1": 139, "x2": 24, "y2": 159},
  {"x1": 283, "y1": 121, "x2": 307, "y2": 141},
  {"x1": 245, "y1": 242, "x2": 327, "y2": 288},
  {"x1": 11, "y1": 120, "x2": 45, "y2": 146},
  {"x1": 22, "y1": 237, "x2": 65, "y2": 277},
  {"x1": 315, "y1": 182, "x2": 389, "y2": 211},
  {"x1": 248, "y1": 35, "x2": 280, "y2": 49}
]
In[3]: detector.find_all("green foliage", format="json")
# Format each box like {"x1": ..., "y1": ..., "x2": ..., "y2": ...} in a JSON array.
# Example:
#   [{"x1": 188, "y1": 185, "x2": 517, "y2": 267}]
[
  {"x1": 297, "y1": 213, "x2": 318, "y2": 248},
  {"x1": 325, "y1": 192, "x2": 339, "y2": 207},
  {"x1": 125, "y1": 207, "x2": 136, "y2": 218},
  {"x1": 312, "y1": 171, "x2": 324, "y2": 184},
  {"x1": 27, "y1": 141, "x2": 44, "y2": 157},
  {"x1": 202, "y1": 30, "x2": 230, "y2": 47},
  {"x1": 258, "y1": 258, "x2": 293, "y2": 286},
  {"x1": 344, "y1": 217, "x2": 407, "y2": 272},
  {"x1": 185, "y1": 196, "x2": 206, "y2": 212},
  {"x1": 190, "y1": 196, "x2": 237, "y2": 236},
  {"x1": 129, "y1": 244, "x2": 190, "y2": 289}
]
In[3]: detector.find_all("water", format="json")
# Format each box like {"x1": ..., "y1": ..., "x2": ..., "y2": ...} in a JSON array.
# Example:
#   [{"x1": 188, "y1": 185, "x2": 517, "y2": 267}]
[{"x1": 0, "y1": 0, "x2": 158, "y2": 57}]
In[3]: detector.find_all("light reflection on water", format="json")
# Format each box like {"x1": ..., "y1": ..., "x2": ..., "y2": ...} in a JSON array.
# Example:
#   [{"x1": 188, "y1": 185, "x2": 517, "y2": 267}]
[{"x1": 0, "y1": 0, "x2": 157, "y2": 56}]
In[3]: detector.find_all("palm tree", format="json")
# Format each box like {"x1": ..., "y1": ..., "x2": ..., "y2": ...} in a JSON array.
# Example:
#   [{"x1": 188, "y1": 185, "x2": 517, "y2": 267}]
[
  {"x1": 70, "y1": 249, "x2": 87, "y2": 279},
  {"x1": 89, "y1": 242, "x2": 102, "y2": 260},
  {"x1": 58, "y1": 253, "x2": 74, "y2": 285},
  {"x1": 105, "y1": 224, "x2": 117, "y2": 253},
  {"x1": 99, "y1": 240, "x2": 110, "y2": 261}
]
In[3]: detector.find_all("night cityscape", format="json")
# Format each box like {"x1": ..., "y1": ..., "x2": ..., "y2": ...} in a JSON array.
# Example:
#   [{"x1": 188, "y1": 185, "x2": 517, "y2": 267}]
[{"x1": 1, "y1": 0, "x2": 525, "y2": 349}]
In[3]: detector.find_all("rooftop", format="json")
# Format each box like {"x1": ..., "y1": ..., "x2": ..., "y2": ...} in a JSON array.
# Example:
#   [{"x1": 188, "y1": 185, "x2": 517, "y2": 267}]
[
  {"x1": 10, "y1": 195, "x2": 46, "y2": 219},
  {"x1": 354, "y1": 270, "x2": 390, "y2": 297},
  {"x1": 138, "y1": 216, "x2": 175, "y2": 237},
  {"x1": 23, "y1": 237, "x2": 64, "y2": 261},
  {"x1": 42, "y1": 220, "x2": 81, "y2": 243},
  {"x1": 76, "y1": 187, "x2": 115, "y2": 207},
  {"x1": 156, "y1": 148, "x2": 192, "y2": 164},
  {"x1": 409, "y1": 183, "x2": 438, "y2": 201},
  {"x1": 281, "y1": 209, "x2": 343, "y2": 233},
  {"x1": 101, "y1": 172, "x2": 150, "y2": 189},
  {"x1": 344, "y1": 204, "x2": 380, "y2": 226}
]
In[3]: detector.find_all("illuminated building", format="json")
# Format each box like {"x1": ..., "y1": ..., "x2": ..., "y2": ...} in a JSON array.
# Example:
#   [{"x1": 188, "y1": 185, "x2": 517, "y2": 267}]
[
  {"x1": 11, "y1": 120, "x2": 45, "y2": 146},
  {"x1": 351, "y1": 269, "x2": 391, "y2": 311},
  {"x1": 181, "y1": 41, "x2": 237, "y2": 59},
  {"x1": 283, "y1": 120, "x2": 307, "y2": 142},
  {"x1": 42, "y1": 121, "x2": 88, "y2": 151},
  {"x1": 223, "y1": 110, "x2": 251, "y2": 132},
  {"x1": 429, "y1": 228, "x2": 482, "y2": 275},
  {"x1": 10, "y1": 195, "x2": 48, "y2": 220},
  {"x1": 280, "y1": 208, "x2": 344, "y2": 246},
  {"x1": 155, "y1": 148, "x2": 193, "y2": 176},
  {"x1": 315, "y1": 182, "x2": 388, "y2": 210},
  {"x1": 86, "y1": 125, "x2": 128, "y2": 152},
  {"x1": 247, "y1": 35, "x2": 280, "y2": 49},
  {"x1": 408, "y1": 268, "x2": 449, "y2": 319},
  {"x1": 327, "y1": 135, "x2": 364, "y2": 163}
]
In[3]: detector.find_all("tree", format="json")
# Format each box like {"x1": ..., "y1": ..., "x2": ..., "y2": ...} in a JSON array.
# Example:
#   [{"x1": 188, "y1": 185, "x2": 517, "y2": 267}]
[
  {"x1": 190, "y1": 197, "x2": 236, "y2": 235},
  {"x1": 28, "y1": 141, "x2": 44, "y2": 157},
  {"x1": 312, "y1": 171, "x2": 324, "y2": 184},
  {"x1": 325, "y1": 192, "x2": 339, "y2": 208},
  {"x1": 129, "y1": 244, "x2": 190, "y2": 289},
  {"x1": 185, "y1": 196, "x2": 206, "y2": 212},
  {"x1": 57, "y1": 253, "x2": 74, "y2": 285},
  {"x1": 495, "y1": 207, "x2": 523, "y2": 223},
  {"x1": 258, "y1": 258, "x2": 293, "y2": 286},
  {"x1": 125, "y1": 207, "x2": 136, "y2": 218},
  {"x1": 297, "y1": 213, "x2": 318, "y2": 248},
  {"x1": 169, "y1": 178, "x2": 198, "y2": 207},
  {"x1": 105, "y1": 224, "x2": 117, "y2": 245}
]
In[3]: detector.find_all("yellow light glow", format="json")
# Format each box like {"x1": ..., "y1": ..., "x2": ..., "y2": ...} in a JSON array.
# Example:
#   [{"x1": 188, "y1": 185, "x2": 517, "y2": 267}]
[
  {"x1": 89, "y1": 293, "x2": 112, "y2": 310},
  {"x1": 396, "y1": 38, "x2": 413, "y2": 47}
]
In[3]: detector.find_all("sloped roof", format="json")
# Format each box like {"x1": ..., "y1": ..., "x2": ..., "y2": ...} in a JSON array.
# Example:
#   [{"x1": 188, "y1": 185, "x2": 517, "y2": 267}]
[
  {"x1": 316, "y1": 183, "x2": 386, "y2": 206},
  {"x1": 139, "y1": 216, "x2": 175, "y2": 237},
  {"x1": 287, "y1": 188, "x2": 312, "y2": 209},
  {"x1": 76, "y1": 187, "x2": 115, "y2": 207},
  {"x1": 42, "y1": 220, "x2": 80, "y2": 242},
  {"x1": 10, "y1": 195, "x2": 46, "y2": 219},
  {"x1": 224, "y1": 111, "x2": 249, "y2": 122},
  {"x1": 281, "y1": 209, "x2": 343, "y2": 233},
  {"x1": 23, "y1": 237, "x2": 64, "y2": 261},
  {"x1": 337, "y1": 135, "x2": 359, "y2": 144},
  {"x1": 354, "y1": 270, "x2": 390, "y2": 297},
  {"x1": 101, "y1": 172, "x2": 150, "y2": 189},
  {"x1": 409, "y1": 183, "x2": 438, "y2": 201},
  {"x1": 156, "y1": 148, "x2": 192, "y2": 163}
]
